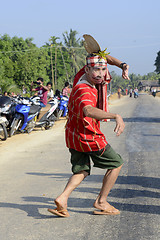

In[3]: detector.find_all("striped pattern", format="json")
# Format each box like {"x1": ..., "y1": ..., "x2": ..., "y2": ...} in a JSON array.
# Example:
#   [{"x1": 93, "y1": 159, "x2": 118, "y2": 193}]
[
  {"x1": 65, "y1": 83, "x2": 107, "y2": 152},
  {"x1": 86, "y1": 55, "x2": 107, "y2": 67}
]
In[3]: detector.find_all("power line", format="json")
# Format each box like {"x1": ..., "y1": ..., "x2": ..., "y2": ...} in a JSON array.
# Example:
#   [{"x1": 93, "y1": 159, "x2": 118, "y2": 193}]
[{"x1": 0, "y1": 45, "x2": 84, "y2": 54}]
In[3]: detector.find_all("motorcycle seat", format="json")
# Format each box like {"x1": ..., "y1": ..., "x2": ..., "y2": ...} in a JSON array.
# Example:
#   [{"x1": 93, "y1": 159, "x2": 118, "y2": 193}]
[
  {"x1": 29, "y1": 105, "x2": 41, "y2": 114},
  {"x1": 40, "y1": 104, "x2": 51, "y2": 112},
  {"x1": 37, "y1": 104, "x2": 51, "y2": 121}
]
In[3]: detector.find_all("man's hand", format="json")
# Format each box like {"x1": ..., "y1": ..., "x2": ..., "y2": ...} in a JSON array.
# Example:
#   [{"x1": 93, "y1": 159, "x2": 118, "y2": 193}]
[
  {"x1": 122, "y1": 64, "x2": 130, "y2": 80},
  {"x1": 114, "y1": 114, "x2": 125, "y2": 136}
]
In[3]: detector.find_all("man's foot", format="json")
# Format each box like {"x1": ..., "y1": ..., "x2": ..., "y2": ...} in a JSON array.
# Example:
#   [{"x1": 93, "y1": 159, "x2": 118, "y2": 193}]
[
  {"x1": 47, "y1": 199, "x2": 70, "y2": 217},
  {"x1": 93, "y1": 208, "x2": 120, "y2": 215},
  {"x1": 48, "y1": 208, "x2": 70, "y2": 217},
  {"x1": 93, "y1": 200, "x2": 120, "y2": 214},
  {"x1": 54, "y1": 199, "x2": 67, "y2": 210}
]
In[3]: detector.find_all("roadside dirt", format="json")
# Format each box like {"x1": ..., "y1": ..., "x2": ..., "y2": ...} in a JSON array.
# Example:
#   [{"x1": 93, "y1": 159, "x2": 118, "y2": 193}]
[
  {"x1": 1, "y1": 93, "x2": 159, "y2": 162},
  {"x1": 0, "y1": 118, "x2": 67, "y2": 163},
  {"x1": 0, "y1": 94, "x2": 133, "y2": 158},
  {"x1": 0, "y1": 94, "x2": 122, "y2": 161}
]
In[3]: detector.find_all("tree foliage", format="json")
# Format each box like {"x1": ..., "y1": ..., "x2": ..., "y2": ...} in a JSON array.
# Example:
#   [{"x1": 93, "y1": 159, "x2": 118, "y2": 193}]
[
  {"x1": 154, "y1": 51, "x2": 160, "y2": 74},
  {"x1": 0, "y1": 31, "x2": 159, "y2": 95}
]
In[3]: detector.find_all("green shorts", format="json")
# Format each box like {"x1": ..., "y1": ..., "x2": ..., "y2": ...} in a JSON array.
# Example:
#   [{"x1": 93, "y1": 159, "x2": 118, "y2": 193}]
[{"x1": 69, "y1": 144, "x2": 123, "y2": 175}]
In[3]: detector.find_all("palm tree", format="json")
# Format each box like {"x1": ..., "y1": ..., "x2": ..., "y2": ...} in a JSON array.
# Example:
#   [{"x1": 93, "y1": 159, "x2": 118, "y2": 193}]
[
  {"x1": 0, "y1": 79, "x2": 20, "y2": 95},
  {"x1": 62, "y1": 29, "x2": 85, "y2": 75}
]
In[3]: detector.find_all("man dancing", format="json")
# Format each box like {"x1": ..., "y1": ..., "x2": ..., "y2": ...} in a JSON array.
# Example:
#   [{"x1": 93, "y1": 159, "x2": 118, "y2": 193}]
[{"x1": 48, "y1": 35, "x2": 129, "y2": 217}]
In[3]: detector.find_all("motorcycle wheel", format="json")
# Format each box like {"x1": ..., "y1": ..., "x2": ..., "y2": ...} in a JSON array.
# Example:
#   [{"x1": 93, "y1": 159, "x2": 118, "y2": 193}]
[
  {"x1": 44, "y1": 116, "x2": 55, "y2": 130},
  {"x1": 54, "y1": 108, "x2": 60, "y2": 121},
  {"x1": 57, "y1": 109, "x2": 63, "y2": 118},
  {"x1": 26, "y1": 119, "x2": 36, "y2": 133},
  {"x1": 0, "y1": 123, "x2": 8, "y2": 141},
  {"x1": 9, "y1": 118, "x2": 19, "y2": 137}
]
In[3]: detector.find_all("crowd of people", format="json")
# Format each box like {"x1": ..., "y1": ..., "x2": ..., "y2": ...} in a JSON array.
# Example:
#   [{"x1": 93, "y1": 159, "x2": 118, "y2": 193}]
[
  {"x1": 117, "y1": 87, "x2": 139, "y2": 99},
  {"x1": 1, "y1": 80, "x2": 72, "y2": 107}
]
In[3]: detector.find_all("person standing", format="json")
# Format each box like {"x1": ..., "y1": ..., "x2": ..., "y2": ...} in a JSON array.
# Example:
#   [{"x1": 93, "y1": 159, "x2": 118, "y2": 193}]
[
  {"x1": 129, "y1": 88, "x2": 133, "y2": 97},
  {"x1": 48, "y1": 37, "x2": 129, "y2": 217},
  {"x1": 117, "y1": 87, "x2": 121, "y2": 99},
  {"x1": 152, "y1": 88, "x2": 156, "y2": 97},
  {"x1": 30, "y1": 77, "x2": 48, "y2": 107},
  {"x1": 134, "y1": 87, "x2": 138, "y2": 98},
  {"x1": 62, "y1": 82, "x2": 70, "y2": 98}
]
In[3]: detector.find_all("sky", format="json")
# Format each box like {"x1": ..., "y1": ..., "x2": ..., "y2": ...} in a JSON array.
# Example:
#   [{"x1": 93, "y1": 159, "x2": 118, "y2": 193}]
[{"x1": 1, "y1": 0, "x2": 160, "y2": 76}]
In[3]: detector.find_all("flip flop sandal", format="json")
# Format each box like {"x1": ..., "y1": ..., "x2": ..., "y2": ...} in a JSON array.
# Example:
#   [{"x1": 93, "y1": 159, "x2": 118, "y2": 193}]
[
  {"x1": 48, "y1": 208, "x2": 70, "y2": 217},
  {"x1": 93, "y1": 207, "x2": 120, "y2": 215}
]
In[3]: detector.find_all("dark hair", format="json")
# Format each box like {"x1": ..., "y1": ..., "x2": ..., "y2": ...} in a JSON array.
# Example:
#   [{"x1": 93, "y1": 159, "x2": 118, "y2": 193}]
[
  {"x1": 47, "y1": 82, "x2": 52, "y2": 86},
  {"x1": 86, "y1": 53, "x2": 96, "y2": 61},
  {"x1": 37, "y1": 77, "x2": 44, "y2": 82},
  {"x1": 64, "y1": 82, "x2": 69, "y2": 87},
  {"x1": 55, "y1": 89, "x2": 61, "y2": 97}
]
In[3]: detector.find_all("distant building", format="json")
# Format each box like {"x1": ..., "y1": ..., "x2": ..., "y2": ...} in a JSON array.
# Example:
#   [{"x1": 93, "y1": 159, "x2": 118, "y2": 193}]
[{"x1": 138, "y1": 80, "x2": 160, "y2": 91}]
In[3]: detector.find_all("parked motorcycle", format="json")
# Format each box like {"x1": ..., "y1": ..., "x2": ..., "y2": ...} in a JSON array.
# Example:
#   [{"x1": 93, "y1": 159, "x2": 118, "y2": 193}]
[
  {"x1": 57, "y1": 95, "x2": 69, "y2": 117},
  {"x1": 0, "y1": 96, "x2": 15, "y2": 140},
  {"x1": 9, "y1": 95, "x2": 59, "y2": 136},
  {"x1": 0, "y1": 117, "x2": 8, "y2": 141},
  {"x1": 9, "y1": 96, "x2": 41, "y2": 136},
  {"x1": 33, "y1": 96, "x2": 59, "y2": 129},
  {"x1": 0, "y1": 95, "x2": 16, "y2": 128}
]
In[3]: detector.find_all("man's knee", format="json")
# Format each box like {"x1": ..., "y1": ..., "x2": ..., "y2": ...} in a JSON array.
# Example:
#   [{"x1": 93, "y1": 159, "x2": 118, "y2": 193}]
[
  {"x1": 75, "y1": 170, "x2": 89, "y2": 178},
  {"x1": 112, "y1": 164, "x2": 123, "y2": 172}
]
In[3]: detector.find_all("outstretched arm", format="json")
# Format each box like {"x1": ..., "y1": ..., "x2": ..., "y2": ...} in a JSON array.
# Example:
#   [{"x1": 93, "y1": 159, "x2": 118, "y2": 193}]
[{"x1": 83, "y1": 105, "x2": 125, "y2": 136}]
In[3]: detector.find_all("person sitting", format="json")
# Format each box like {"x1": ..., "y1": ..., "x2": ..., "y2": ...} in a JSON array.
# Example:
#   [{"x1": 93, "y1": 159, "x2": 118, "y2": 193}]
[
  {"x1": 3, "y1": 91, "x2": 8, "y2": 96},
  {"x1": 47, "y1": 82, "x2": 54, "y2": 102}
]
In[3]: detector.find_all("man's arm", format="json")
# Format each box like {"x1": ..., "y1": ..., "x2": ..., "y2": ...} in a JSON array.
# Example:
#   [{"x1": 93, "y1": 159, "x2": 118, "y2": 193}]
[
  {"x1": 40, "y1": 83, "x2": 48, "y2": 91},
  {"x1": 107, "y1": 55, "x2": 130, "y2": 80},
  {"x1": 47, "y1": 97, "x2": 53, "y2": 102},
  {"x1": 83, "y1": 105, "x2": 125, "y2": 136},
  {"x1": 30, "y1": 82, "x2": 37, "y2": 92}
]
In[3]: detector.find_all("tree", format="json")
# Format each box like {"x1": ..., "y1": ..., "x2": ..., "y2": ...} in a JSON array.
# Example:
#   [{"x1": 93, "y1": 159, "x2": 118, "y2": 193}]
[
  {"x1": 62, "y1": 29, "x2": 85, "y2": 77},
  {"x1": 154, "y1": 51, "x2": 160, "y2": 74}
]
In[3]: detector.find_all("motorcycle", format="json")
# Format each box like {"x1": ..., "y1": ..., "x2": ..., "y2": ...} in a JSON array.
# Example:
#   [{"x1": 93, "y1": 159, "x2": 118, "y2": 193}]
[
  {"x1": 33, "y1": 96, "x2": 59, "y2": 129},
  {"x1": 0, "y1": 117, "x2": 8, "y2": 141},
  {"x1": 57, "y1": 95, "x2": 69, "y2": 117},
  {"x1": 0, "y1": 96, "x2": 15, "y2": 140},
  {"x1": 10, "y1": 95, "x2": 59, "y2": 136},
  {"x1": 9, "y1": 96, "x2": 41, "y2": 136},
  {"x1": 134, "y1": 91, "x2": 138, "y2": 98}
]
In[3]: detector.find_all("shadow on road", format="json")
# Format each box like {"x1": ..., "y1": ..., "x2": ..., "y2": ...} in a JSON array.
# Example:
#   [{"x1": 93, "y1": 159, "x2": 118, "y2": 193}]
[
  {"x1": 122, "y1": 117, "x2": 160, "y2": 123},
  {"x1": 0, "y1": 174, "x2": 159, "y2": 218},
  {"x1": 26, "y1": 172, "x2": 160, "y2": 189}
]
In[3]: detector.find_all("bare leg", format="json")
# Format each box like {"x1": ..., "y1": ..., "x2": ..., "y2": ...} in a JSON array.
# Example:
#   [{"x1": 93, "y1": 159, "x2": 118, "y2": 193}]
[
  {"x1": 55, "y1": 171, "x2": 88, "y2": 210},
  {"x1": 94, "y1": 165, "x2": 122, "y2": 212}
]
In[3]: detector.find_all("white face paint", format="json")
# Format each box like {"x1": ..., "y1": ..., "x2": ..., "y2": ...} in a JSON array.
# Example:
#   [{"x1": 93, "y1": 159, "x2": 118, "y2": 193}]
[{"x1": 85, "y1": 65, "x2": 107, "y2": 85}]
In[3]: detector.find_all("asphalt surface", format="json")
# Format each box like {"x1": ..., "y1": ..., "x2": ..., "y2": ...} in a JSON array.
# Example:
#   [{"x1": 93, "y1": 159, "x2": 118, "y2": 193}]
[{"x1": 0, "y1": 93, "x2": 160, "y2": 240}]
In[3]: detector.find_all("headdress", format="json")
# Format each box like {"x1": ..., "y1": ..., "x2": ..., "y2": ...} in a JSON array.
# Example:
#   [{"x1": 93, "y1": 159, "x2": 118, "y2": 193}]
[{"x1": 83, "y1": 34, "x2": 110, "y2": 67}]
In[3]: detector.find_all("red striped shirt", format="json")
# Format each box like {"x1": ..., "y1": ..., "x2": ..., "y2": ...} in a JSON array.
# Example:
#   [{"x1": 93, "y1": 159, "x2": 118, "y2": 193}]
[{"x1": 65, "y1": 82, "x2": 108, "y2": 152}]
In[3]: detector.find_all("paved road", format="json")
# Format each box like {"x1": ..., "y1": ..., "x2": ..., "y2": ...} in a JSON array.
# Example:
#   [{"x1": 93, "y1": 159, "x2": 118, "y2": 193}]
[{"x1": 0, "y1": 94, "x2": 160, "y2": 240}]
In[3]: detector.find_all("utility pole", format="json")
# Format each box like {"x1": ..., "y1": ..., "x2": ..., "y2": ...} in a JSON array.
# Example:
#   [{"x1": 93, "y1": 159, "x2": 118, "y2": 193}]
[
  {"x1": 59, "y1": 46, "x2": 69, "y2": 82},
  {"x1": 55, "y1": 47, "x2": 57, "y2": 88},
  {"x1": 49, "y1": 41, "x2": 54, "y2": 92}
]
